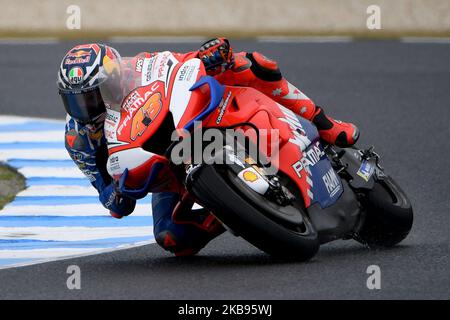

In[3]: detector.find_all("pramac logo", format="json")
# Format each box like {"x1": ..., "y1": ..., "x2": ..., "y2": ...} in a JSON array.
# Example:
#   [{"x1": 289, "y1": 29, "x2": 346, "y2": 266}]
[{"x1": 130, "y1": 92, "x2": 163, "y2": 141}]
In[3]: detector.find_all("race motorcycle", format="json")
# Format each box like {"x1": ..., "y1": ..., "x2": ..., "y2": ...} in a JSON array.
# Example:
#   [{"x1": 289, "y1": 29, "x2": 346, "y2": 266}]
[{"x1": 102, "y1": 53, "x2": 413, "y2": 261}]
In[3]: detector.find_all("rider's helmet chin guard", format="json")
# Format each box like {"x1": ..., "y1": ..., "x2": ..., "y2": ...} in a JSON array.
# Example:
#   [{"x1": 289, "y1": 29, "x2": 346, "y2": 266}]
[{"x1": 57, "y1": 43, "x2": 122, "y2": 124}]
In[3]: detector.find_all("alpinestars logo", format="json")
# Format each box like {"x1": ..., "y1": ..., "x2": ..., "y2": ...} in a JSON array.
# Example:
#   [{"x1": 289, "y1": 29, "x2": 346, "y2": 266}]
[{"x1": 216, "y1": 91, "x2": 232, "y2": 124}]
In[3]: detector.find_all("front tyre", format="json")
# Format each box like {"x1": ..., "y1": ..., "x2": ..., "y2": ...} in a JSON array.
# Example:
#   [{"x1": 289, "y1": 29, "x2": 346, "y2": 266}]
[
  {"x1": 189, "y1": 165, "x2": 320, "y2": 261},
  {"x1": 355, "y1": 177, "x2": 413, "y2": 248}
]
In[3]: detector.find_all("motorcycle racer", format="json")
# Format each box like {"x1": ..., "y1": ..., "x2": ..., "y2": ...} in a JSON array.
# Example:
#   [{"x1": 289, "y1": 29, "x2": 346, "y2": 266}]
[
  {"x1": 57, "y1": 39, "x2": 359, "y2": 256},
  {"x1": 198, "y1": 38, "x2": 359, "y2": 148}
]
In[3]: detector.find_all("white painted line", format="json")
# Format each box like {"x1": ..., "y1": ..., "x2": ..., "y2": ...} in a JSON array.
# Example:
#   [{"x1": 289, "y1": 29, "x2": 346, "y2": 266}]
[
  {"x1": 109, "y1": 36, "x2": 207, "y2": 44},
  {"x1": 0, "y1": 226, "x2": 153, "y2": 241},
  {"x1": 0, "y1": 131, "x2": 63, "y2": 143},
  {"x1": 0, "y1": 248, "x2": 108, "y2": 259},
  {"x1": 0, "y1": 115, "x2": 64, "y2": 125},
  {"x1": 17, "y1": 185, "x2": 98, "y2": 197},
  {"x1": 0, "y1": 114, "x2": 158, "y2": 269},
  {"x1": 0, "y1": 148, "x2": 70, "y2": 161},
  {"x1": 19, "y1": 166, "x2": 84, "y2": 178},
  {"x1": 257, "y1": 36, "x2": 353, "y2": 43},
  {"x1": 0, "y1": 116, "x2": 41, "y2": 125},
  {"x1": 0, "y1": 240, "x2": 155, "y2": 270},
  {"x1": 401, "y1": 37, "x2": 450, "y2": 44},
  {"x1": 0, "y1": 203, "x2": 152, "y2": 216},
  {"x1": 0, "y1": 38, "x2": 59, "y2": 45}
]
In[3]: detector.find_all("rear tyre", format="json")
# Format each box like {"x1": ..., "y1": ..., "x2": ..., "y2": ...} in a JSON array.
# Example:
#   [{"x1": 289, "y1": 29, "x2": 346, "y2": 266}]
[
  {"x1": 355, "y1": 177, "x2": 413, "y2": 248},
  {"x1": 189, "y1": 165, "x2": 320, "y2": 261}
]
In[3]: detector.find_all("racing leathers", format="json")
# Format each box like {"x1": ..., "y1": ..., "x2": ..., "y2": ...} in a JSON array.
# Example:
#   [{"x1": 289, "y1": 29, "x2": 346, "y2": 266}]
[
  {"x1": 65, "y1": 40, "x2": 359, "y2": 256},
  {"x1": 65, "y1": 115, "x2": 136, "y2": 218}
]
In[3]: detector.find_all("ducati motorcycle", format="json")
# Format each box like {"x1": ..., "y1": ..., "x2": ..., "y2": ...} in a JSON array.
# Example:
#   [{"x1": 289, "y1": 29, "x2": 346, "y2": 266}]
[{"x1": 102, "y1": 53, "x2": 413, "y2": 261}]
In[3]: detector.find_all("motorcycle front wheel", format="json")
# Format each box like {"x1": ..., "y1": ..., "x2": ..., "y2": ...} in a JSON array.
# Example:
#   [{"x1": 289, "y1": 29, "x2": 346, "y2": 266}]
[{"x1": 188, "y1": 164, "x2": 320, "y2": 261}]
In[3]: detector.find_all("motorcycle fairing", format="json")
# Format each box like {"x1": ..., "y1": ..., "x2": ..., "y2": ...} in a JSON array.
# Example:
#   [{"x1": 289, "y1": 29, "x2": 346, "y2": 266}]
[
  {"x1": 293, "y1": 116, "x2": 344, "y2": 209},
  {"x1": 105, "y1": 54, "x2": 343, "y2": 208},
  {"x1": 105, "y1": 55, "x2": 206, "y2": 192},
  {"x1": 198, "y1": 86, "x2": 343, "y2": 209}
]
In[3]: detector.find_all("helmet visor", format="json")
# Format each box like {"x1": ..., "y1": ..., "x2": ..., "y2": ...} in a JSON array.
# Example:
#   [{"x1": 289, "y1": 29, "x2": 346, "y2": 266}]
[{"x1": 60, "y1": 87, "x2": 106, "y2": 123}]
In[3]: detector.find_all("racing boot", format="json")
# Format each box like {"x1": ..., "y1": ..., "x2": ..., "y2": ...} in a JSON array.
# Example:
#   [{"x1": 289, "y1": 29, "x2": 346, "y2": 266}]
[{"x1": 311, "y1": 106, "x2": 360, "y2": 147}]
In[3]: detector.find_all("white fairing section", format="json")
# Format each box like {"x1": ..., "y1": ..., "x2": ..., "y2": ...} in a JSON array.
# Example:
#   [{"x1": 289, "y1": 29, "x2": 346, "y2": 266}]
[
  {"x1": 169, "y1": 59, "x2": 202, "y2": 126},
  {"x1": 278, "y1": 105, "x2": 312, "y2": 151},
  {"x1": 141, "y1": 51, "x2": 179, "y2": 94},
  {"x1": 107, "y1": 147, "x2": 156, "y2": 176},
  {"x1": 237, "y1": 167, "x2": 270, "y2": 195},
  {"x1": 104, "y1": 108, "x2": 123, "y2": 147}
]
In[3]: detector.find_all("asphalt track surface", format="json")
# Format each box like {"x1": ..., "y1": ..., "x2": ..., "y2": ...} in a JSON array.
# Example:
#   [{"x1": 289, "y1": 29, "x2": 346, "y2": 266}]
[{"x1": 0, "y1": 40, "x2": 449, "y2": 299}]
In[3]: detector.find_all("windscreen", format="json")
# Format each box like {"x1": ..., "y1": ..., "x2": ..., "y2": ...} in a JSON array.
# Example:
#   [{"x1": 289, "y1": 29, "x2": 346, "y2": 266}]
[{"x1": 99, "y1": 56, "x2": 144, "y2": 112}]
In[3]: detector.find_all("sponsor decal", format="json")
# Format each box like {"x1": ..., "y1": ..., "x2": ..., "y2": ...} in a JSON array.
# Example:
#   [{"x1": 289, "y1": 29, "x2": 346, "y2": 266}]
[
  {"x1": 104, "y1": 189, "x2": 117, "y2": 208},
  {"x1": 237, "y1": 167, "x2": 270, "y2": 195},
  {"x1": 357, "y1": 160, "x2": 375, "y2": 182},
  {"x1": 104, "y1": 109, "x2": 122, "y2": 145},
  {"x1": 242, "y1": 170, "x2": 259, "y2": 182},
  {"x1": 178, "y1": 65, "x2": 196, "y2": 82},
  {"x1": 105, "y1": 128, "x2": 115, "y2": 140},
  {"x1": 292, "y1": 141, "x2": 325, "y2": 178},
  {"x1": 68, "y1": 50, "x2": 91, "y2": 58},
  {"x1": 80, "y1": 168, "x2": 97, "y2": 182},
  {"x1": 322, "y1": 168, "x2": 341, "y2": 197},
  {"x1": 158, "y1": 53, "x2": 170, "y2": 78},
  {"x1": 216, "y1": 91, "x2": 232, "y2": 124},
  {"x1": 279, "y1": 106, "x2": 311, "y2": 151},
  {"x1": 117, "y1": 91, "x2": 145, "y2": 136},
  {"x1": 135, "y1": 58, "x2": 144, "y2": 73},
  {"x1": 122, "y1": 91, "x2": 145, "y2": 114},
  {"x1": 144, "y1": 58, "x2": 156, "y2": 83},
  {"x1": 142, "y1": 52, "x2": 178, "y2": 95},
  {"x1": 130, "y1": 92, "x2": 163, "y2": 141},
  {"x1": 68, "y1": 67, "x2": 84, "y2": 85},
  {"x1": 117, "y1": 83, "x2": 160, "y2": 136},
  {"x1": 109, "y1": 155, "x2": 120, "y2": 172},
  {"x1": 105, "y1": 112, "x2": 119, "y2": 125},
  {"x1": 65, "y1": 50, "x2": 92, "y2": 65}
]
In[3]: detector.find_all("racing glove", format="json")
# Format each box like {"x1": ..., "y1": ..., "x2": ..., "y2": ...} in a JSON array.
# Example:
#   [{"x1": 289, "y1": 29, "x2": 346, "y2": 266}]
[
  {"x1": 99, "y1": 182, "x2": 136, "y2": 219},
  {"x1": 65, "y1": 116, "x2": 137, "y2": 219},
  {"x1": 198, "y1": 37, "x2": 234, "y2": 75}
]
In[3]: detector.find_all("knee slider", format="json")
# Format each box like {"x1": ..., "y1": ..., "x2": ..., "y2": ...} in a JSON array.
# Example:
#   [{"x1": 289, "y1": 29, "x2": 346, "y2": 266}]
[
  {"x1": 155, "y1": 230, "x2": 180, "y2": 252},
  {"x1": 247, "y1": 52, "x2": 282, "y2": 82},
  {"x1": 155, "y1": 230, "x2": 204, "y2": 256}
]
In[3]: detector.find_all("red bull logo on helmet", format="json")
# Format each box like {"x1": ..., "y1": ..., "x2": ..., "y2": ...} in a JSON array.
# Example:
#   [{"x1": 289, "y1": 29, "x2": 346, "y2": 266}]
[
  {"x1": 65, "y1": 49, "x2": 92, "y2": 65},
  {"x1": 68, "y1": 50, "x2": 91, "y2": 58}
]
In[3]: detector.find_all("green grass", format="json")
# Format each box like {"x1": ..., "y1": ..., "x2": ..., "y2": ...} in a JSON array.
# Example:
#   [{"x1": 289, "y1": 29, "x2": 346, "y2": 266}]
[{"x1": 0, "y1": 164, "x2": 26, "y2": 210}]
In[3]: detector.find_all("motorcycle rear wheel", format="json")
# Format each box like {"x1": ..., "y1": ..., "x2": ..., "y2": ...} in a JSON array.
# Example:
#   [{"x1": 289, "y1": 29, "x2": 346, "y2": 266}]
[{"x1": 355, "y1": 177, "x2": 413, "y2": 248}]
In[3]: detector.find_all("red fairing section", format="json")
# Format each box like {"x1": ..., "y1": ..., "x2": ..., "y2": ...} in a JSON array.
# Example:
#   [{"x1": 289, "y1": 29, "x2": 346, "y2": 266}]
[{"x1": 201, "y1": 86, "x2": 314, "y2": 207}]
